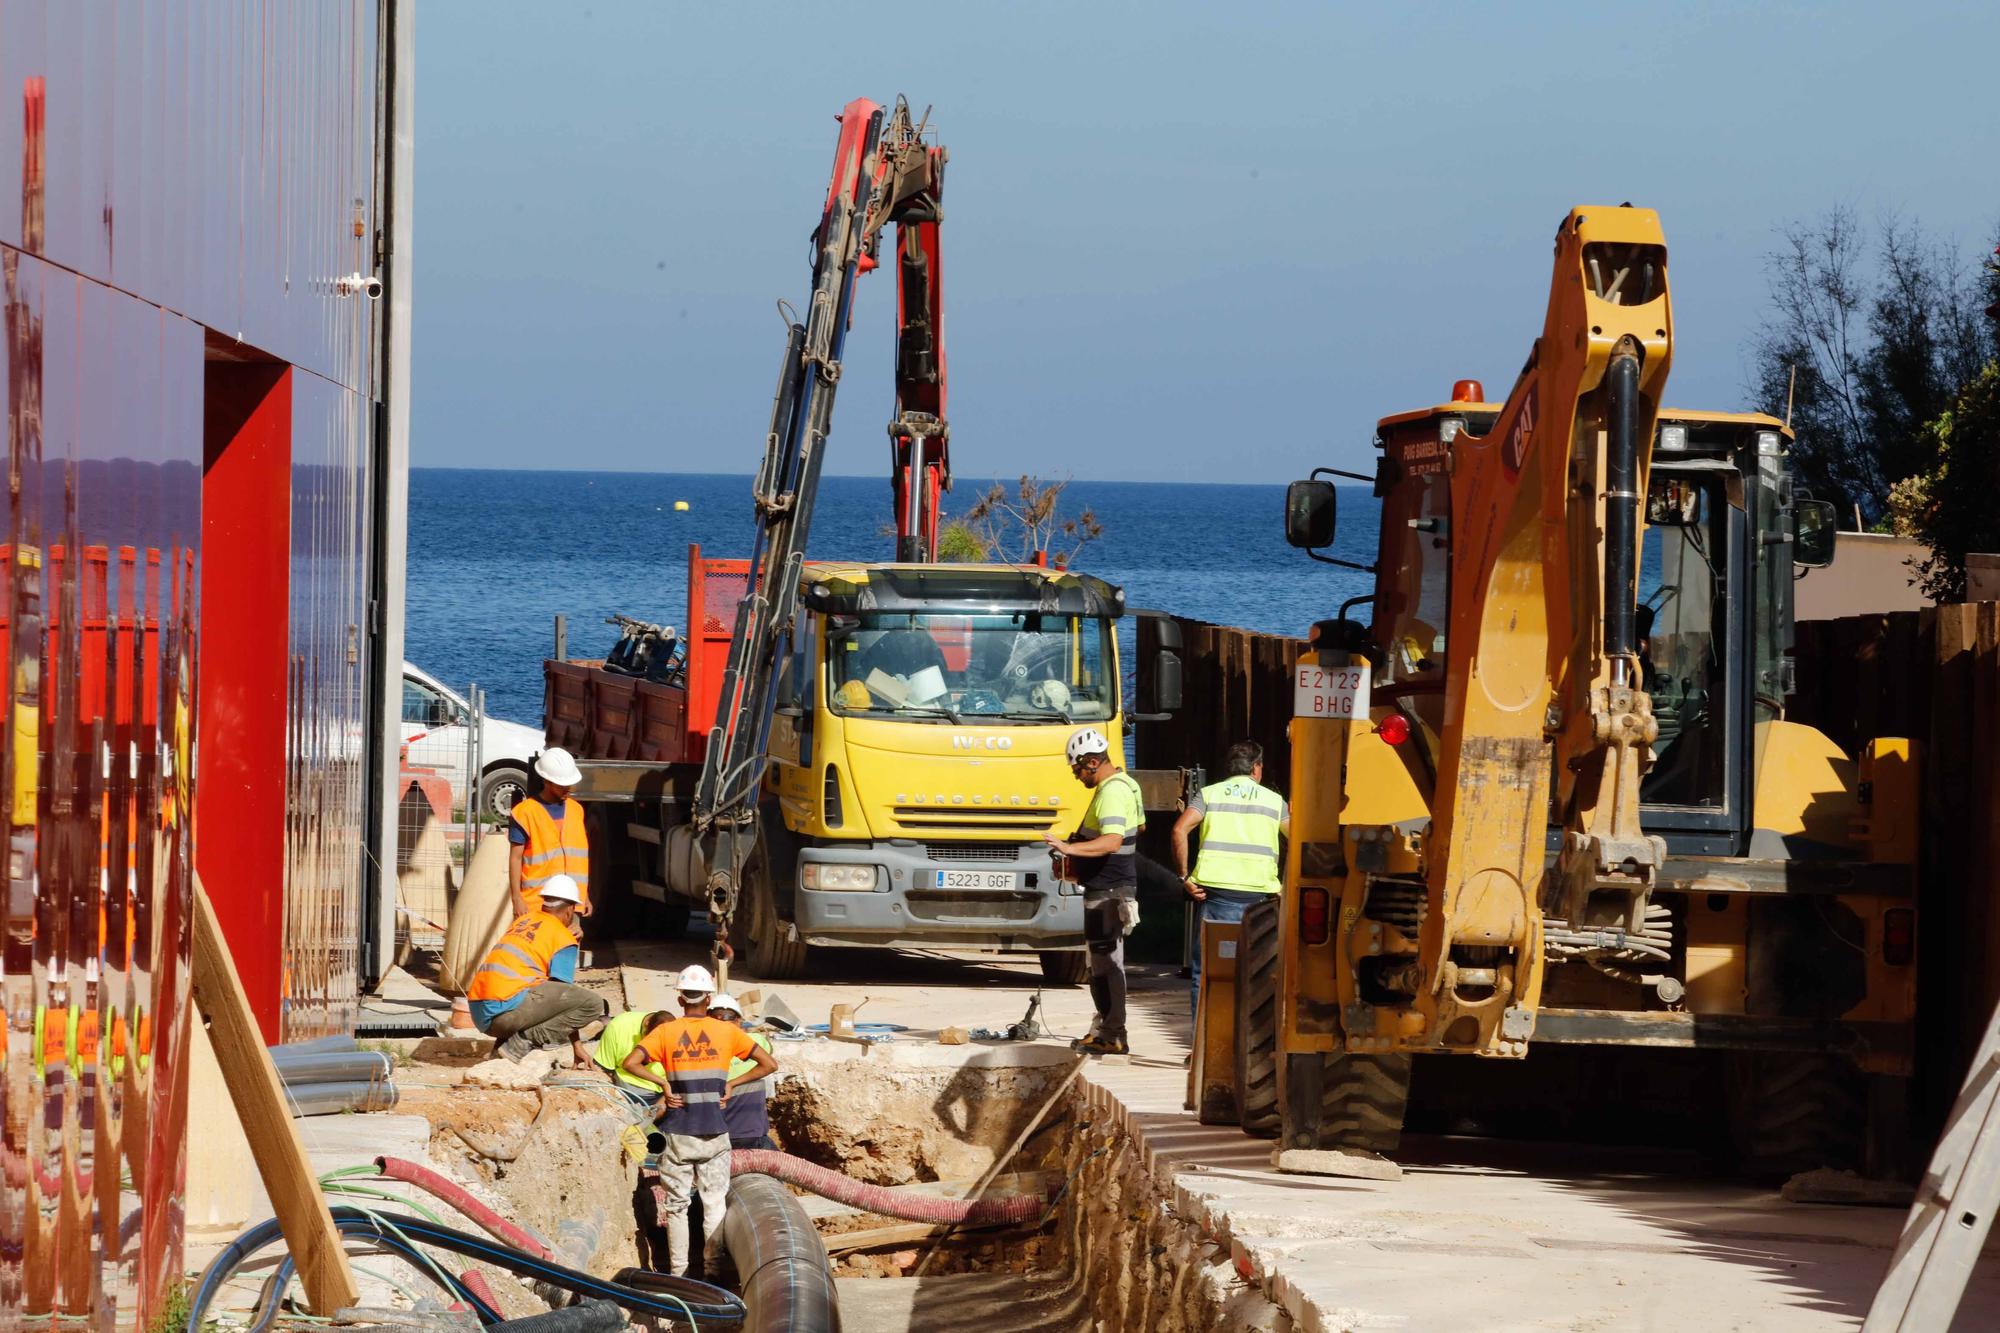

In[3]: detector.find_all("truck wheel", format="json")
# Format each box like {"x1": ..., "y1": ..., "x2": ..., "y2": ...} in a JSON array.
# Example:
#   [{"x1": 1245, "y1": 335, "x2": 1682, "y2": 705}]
[
  {"x1": 479, "y1": 764, "x2": 531, "y2": 821},
  {"x1": 1315, "y1": 1052, "x2": 1413, "y2": 1153},
  {"x1": 1037, "y1": 951, "x2": 1088, "y2": 986},
  {"x1": 1233, "y1": 895, "x2": 1281, "y2": 1138},
  {"x1": 1726, "y1": 1051, "x2": 1863, "y2": 1183},
  {"x1": 730, "y1": 852, "x2": 810, "y2": 981}
]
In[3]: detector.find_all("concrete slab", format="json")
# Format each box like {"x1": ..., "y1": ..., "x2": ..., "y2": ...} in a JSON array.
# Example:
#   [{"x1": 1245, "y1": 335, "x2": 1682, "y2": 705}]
[{"x1": 834, "y1": 1270, "x2": 1085, "y2": 1332}]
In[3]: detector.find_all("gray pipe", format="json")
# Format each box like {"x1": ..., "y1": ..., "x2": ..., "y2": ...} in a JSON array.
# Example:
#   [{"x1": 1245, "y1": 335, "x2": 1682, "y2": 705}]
[
  {"x1": 723, "y1": 1171, "x2": 839, "y2": 1332},
  {"x1": 270, "y1": 1035, "x2": 360, "y2": 1057},
  {"x1": 271, "y1": 1050, "x2": 395, "y2": 1085},
  {"x1": 286, "y1": 1080, "x2": 399, "y2": 1116}
]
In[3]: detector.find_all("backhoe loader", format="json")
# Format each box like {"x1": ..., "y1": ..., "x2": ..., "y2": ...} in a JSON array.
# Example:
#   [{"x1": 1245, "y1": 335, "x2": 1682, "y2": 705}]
[{"x1": 1202, "y1": 206, "x2": 1919, "y2": 1179}]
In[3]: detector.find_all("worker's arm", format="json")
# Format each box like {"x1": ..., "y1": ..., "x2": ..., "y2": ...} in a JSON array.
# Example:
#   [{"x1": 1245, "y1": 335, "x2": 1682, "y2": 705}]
[
  {"x1": 1044, "y1": 829, "x2": 1123, "y2": 857},
  {"x1": 1170, "y1": 806, "x2": 1206, "y2": 900},
  {"x1": 725, "y1": 1042, "x2": 779, "y2": 1093},
  {"x1": 508, "y1": 842, "x2": 528, "y2": 917},
  {"x1": 620, "y1": 1046, "x2": 669, "y2": 1091}
]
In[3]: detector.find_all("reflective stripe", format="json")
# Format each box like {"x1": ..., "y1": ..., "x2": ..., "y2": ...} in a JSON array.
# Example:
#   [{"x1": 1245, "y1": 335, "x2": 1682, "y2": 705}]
[
  {"x1": 676, "y1": 1091, "x2": 722, "y2": 1105},
  {"x1": 515, "y1": 799, "x2": 592, "y2": 901},
  {"x1": 1097, "y1": 815, "x2": 1131, "y2": 830},
  {"x1": 523, "y1": 848, "x2": 567, "y2": 867},
  {"x1": 1199, "y1": 840, "x2": 1280, "y2": 861},
  {"x1": 1203, "y1": 801, "x2": 1281, "y2": 820},
  {"x1": 467, "y1": 911, "x2": 577, "y2": 1001},
  {"x1": 493, "y1": 942, "x2": 541, "y2": 971}
]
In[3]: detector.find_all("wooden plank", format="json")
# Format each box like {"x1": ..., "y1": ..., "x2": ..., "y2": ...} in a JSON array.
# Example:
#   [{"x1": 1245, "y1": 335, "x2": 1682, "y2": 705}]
[
  {"x1": 824, "y1": 1218, "x2": 1012, "y2": 1254},
  {"x1": 190, "y1": 876, "x2": 359, "y2": 1315}
]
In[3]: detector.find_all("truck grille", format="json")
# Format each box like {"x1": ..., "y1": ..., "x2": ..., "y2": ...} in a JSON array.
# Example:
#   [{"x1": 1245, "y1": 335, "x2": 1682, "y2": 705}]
[
  {"x1": 926, "y1": 843, "x2": 1022, "y2": 862},
  {"x1": 904, "y1": 891, "x2": 1042, "y2": 923},
  {"x1": 893, "y1": 806, "x2": 1057, "y2": 831}
]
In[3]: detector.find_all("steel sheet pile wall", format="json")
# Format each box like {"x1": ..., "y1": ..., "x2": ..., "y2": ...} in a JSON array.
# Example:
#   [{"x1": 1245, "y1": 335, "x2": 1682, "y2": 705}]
[
  {"x1": 1135, "y1": 615, "x2": 1303, "y2": 783},
  {"x1": 0, "y1": 3, "x2": 384, "y2": 1325}
]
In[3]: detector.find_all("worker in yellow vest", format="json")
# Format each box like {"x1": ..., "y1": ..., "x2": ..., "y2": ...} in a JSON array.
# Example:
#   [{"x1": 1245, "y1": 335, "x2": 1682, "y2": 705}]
[
  {"x1": 509, "y1": 747, "x2": 590, "y2": 917},
  {"x1": 1172, "y1": 740, "x2": 1290, "y2": 1024},
  {"x1": 466, "y1": 875, "x2": 607, "y2": 1065}
]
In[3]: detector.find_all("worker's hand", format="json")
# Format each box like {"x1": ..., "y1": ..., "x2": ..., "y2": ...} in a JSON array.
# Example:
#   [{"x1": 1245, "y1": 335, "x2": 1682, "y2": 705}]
[
  {"x1": 1041, "y1": 832, "x2": 1068, "y2": 855},
  {"x1": 662, "y1": 1091, "x2": 685, "y2": 1110},
  {"x1": 579, "y1": 901, "x2": 593, "y2": 917},
  {"x1": 718, "y1": 1084, "x2": 731, "y2": 1106},
  {"x1": 1182, "y1": 876, "x2": 1205, "y2": 902}
]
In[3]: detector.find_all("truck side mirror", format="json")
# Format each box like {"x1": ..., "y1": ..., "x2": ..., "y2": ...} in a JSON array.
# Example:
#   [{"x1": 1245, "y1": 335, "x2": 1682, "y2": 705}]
[
  {"x1": 1146, "y1": 650, "x2": 1183, "y2": 714},
  {"x1": 1132, "y1": 613, "x2": 1182, "y2": 719},
  {"x1": 1285, "y1": 480, "x2": 1338, "y2": 550},
  {"x1": 1792, "y1": 499, "x2": 1837, "y2": 568}
]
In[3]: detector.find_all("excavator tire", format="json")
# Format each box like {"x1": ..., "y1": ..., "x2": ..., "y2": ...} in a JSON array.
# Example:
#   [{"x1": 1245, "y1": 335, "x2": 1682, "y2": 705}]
[
  {"x1": 1037, "y1": 951, "x2": 1088, "y2": 986},
  {"x1": 1315, "y1": 1052, "x2": 1413, "y2": 1154},
  {"x1": 730, "y1": 848, "x2": 810, "y2": 981},
  {"x1": 1233, "y1": 895, "x2": 1281, "y2": 1138},
  {"x1": 1725, "y1": 1051, "x2": 1863, "y2": 1183}
]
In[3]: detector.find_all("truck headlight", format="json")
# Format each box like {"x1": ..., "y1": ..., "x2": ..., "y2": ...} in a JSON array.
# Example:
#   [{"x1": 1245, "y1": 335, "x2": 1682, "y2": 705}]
[{"x1": 801, "y1": 863, "x2": 881, "y2": 891}]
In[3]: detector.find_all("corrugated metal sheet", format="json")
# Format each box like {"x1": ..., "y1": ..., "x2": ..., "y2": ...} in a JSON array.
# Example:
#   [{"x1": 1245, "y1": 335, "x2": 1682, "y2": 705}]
[{"x1": 0, "y1": 3, "x2": 386, "y2": 1325}]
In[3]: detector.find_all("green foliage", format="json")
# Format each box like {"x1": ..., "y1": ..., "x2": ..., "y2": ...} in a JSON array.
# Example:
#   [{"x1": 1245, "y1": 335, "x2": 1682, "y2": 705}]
[
  {"x1": 935, "y1": 519, "x2": 990, "y2": 563},
  {"x1": 149, "y1": 1279, "x2": 193, "y2": 1333},
  {"x1": 1908, "y1": 361, "x2": 2000, "y2": 601}
]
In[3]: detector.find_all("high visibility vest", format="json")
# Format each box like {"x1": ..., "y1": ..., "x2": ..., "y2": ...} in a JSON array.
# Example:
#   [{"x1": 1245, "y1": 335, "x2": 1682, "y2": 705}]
[
  {"x1": 467, "y1": 910, "x2": 577, "y2": 1003},
  {"x1": 514, "y1": 798, "x2": 591, "y2": 910},
  {"x1": 1192, "y1": 777, "x2": 1285, "y2": 893}
]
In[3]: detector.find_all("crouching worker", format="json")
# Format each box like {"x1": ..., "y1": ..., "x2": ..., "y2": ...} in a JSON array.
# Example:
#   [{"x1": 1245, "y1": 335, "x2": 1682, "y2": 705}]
[
  {"x1": 623, "y1": 966, "x2": 780, "y2": 1276},
  {"x1": 710, "y1": 993, "x2": 776, "y2": 1151},
  {"x1": 465, "y1": 875, "x2": 606, "y2": 1066},
  {"x1": 592, "y1": 1008, "x2": 672, "y2": 1109}
]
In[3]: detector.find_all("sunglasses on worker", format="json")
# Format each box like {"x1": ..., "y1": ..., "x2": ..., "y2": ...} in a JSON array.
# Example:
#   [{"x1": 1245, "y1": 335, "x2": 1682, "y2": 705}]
[{"x1": 1070, "y1": 754, "x2": 1099, "y2": 775}]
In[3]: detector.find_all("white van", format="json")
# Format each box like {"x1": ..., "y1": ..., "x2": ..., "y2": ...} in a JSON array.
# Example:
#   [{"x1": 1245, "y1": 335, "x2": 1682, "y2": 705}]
[{"x1": 400, "y1": 662, "x2": 548, "y2": 818}]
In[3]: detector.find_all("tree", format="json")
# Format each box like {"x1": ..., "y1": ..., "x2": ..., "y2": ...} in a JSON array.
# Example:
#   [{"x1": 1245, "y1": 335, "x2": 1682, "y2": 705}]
[
  {"x1": 1907, "y1": 360, "x2": 2000, "y2": 601},
  {"x1": 1748, "y1": 209, "x2": 1996, "y2": 523},
  {"x1": 956, "y1": 475, "x2": 1104, "y2": 568}
]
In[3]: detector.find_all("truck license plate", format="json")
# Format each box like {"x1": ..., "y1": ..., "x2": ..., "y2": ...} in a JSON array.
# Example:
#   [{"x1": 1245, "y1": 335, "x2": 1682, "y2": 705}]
[
  {"x1": 1293, "y1": 663, "x2": 1371, "y2": 719},
  {"x1": 929, "y1": 870, "x2": 1020, "y2": 890}
]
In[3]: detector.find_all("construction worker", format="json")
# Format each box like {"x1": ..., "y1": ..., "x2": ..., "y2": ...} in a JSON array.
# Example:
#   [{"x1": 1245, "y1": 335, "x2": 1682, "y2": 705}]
[
  {"x1": 592, "y1": 1007, "x2": 672, "y2": 1109},
  {"x1": 1043, "y1": 727, "x2": 1144, "y2": 1057},
  {"x1": 622, "y1": 965, "x2": 780, "y2": 1277},
  {"x1": 710, "y1": 993, "x2": 776, "y2": 1150},
  {"x1": 509, "y1": 747, "x2": 590, "y2": 917},
  {"x1": 465, "y1": 875, "x2": 607, "y2": 1065},
  {"x1": 1172, "y1": 740, "x2": 1289, "y2": 1024}
]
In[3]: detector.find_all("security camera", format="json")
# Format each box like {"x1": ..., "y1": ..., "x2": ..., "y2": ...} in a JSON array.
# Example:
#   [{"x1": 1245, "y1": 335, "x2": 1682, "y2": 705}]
[{"x1": 335, "y1": 272, "x2": 384, "y2": 300}]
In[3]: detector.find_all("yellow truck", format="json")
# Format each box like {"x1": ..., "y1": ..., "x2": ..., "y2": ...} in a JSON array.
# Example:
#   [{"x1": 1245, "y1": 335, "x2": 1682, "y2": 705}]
[
  {"x1": 1202, "y1": 206, "x2": 1919, "y2": 1180},
  {"x1": 546, "y1": 555, "x2": 1182, "y2": 980}
]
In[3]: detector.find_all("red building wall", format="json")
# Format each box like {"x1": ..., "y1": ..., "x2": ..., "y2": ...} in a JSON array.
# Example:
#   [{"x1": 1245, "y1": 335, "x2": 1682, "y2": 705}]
[{"x1": 0, "y1": 5, "x2": 386, "y2": 1325}]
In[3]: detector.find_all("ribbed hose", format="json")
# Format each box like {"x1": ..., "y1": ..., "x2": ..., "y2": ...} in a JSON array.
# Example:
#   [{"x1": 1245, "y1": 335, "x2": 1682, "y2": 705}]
[
  {"x1": 489, "y1": 1299, "x2": 624, "y2": 1332},
  {"x1": 375, "y1": 1155, "x2": 555, "y2": 1258},
  {"x1": 722, "y1": 1172, "x2": 839, "y2": 1333},
  {"x1": 730, "y1": 1148, "x2": 1043, "y2": 1225}
]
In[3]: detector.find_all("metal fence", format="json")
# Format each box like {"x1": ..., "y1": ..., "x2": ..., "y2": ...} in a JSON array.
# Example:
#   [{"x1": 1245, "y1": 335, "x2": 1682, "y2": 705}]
[{"x1": 393, "y1": 681, "x2": 487, "y2": 967}]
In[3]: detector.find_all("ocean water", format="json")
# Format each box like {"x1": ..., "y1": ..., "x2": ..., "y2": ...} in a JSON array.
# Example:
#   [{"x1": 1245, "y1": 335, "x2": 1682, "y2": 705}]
[{"x1": 407, "y1": 470, "x2": 1380, "y2": 726}]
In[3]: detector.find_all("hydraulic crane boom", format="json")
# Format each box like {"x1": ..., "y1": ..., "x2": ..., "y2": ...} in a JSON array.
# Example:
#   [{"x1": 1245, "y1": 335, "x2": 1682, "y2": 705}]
[
  {"x1": 687, "y1": 96, "x2": 943, "y2": 963},
  {"x1": 886, "y1": 113, "x2": 949, "y2": 562}
]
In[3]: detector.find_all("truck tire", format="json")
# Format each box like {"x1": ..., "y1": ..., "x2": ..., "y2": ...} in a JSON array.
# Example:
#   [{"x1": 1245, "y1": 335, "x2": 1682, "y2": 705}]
[
  {"x1": 731, "y1": 850, "x2": 810, "y2": 981},
  {"x1": 1726, "y1": 1051, "x2": 1863, "y2": 1183},
  {"x1": 1037, "y1": 950, "x2": 1088, "y2": 986},
  {"x1": 478, "y1": 763, "x2": 531, "y2": 821},
  {"x1": 1314, "y1": 1052, "x2": 1413, "y2": 1154},
  {"x1": 1233, "y1": 895, "x2": 1281, "y2": 1138}
]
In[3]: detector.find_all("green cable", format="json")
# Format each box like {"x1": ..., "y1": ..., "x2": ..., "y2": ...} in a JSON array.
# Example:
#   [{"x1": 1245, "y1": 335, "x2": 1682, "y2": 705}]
[{"x1": 319, "y1": 1181, "x2": 450, "y2": 1229}]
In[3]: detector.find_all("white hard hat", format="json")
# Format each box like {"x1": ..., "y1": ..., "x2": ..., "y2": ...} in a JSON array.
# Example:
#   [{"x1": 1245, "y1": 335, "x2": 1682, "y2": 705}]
[
  {"x1": 537, "y1": 747, "x2": 583, "y2": 788},
  {"x1": 537, "y1": 874, "x2": 582, "y2": 905},
  {"x1": 709, "y1": 992, "x2": 742, "y2": 1016},
  {"x1": 1066, "y1": 728, "x2": 1111, "y2": 763},
  {"x1": 675, "y1": 964, "x2": 716, "y2": 996}
]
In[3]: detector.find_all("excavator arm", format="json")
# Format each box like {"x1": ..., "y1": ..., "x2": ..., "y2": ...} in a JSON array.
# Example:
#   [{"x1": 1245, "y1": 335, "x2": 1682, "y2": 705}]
[
  {"x1": 1412, "y1": 205, "x2": 1673, "y2": 1056},
  {"x1": 690, "y1": 97, "x2": 942, "y2": 958},
  {"x1": 884, "y1": 110, "x2": 949, "y2": 562}
]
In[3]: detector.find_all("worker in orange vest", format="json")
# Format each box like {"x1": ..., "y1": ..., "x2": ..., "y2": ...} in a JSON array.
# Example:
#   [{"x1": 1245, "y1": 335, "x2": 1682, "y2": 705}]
[
  {"x1": 466, "y1": 875, "x2": 606, "y2": 1065},
  {"x1": 509, "y1": 748, "x2": 590, "y2": 918}
]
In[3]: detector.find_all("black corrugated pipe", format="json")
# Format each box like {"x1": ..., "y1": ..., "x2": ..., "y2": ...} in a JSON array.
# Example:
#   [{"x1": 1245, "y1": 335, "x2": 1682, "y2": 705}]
[
  {"x1": 723, "y1": 1170, "x2": 840, "y2": 1331},
  {"x1": 489, "y1": 1299, "x2": 625, "y2": 1332},
  {"x1": 1603, "y1": 339, "x2": 1644, "y2": 679}
]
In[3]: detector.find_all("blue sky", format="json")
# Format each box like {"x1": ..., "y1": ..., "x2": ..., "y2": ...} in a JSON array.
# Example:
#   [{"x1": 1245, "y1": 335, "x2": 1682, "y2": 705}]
[{"x1": 413, "y1": 2, "x2": 2000, "y2": 483}]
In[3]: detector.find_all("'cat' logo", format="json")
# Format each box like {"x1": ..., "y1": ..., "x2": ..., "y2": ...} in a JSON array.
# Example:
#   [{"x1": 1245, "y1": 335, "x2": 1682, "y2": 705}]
[{"x1": 1502, "y1": 385, "x2": 1538, "y2": 475}]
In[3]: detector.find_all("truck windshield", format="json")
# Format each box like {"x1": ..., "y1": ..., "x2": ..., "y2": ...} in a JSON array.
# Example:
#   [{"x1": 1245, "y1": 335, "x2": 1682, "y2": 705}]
[{"x1": 827, "y1": 612, "x2": 1117, "y2": 722}]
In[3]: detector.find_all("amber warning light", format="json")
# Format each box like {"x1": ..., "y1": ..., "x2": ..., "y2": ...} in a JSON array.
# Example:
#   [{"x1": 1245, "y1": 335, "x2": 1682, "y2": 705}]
[{"x1": 1451, "y1": 379, "x2": 1485, "y2": 403}]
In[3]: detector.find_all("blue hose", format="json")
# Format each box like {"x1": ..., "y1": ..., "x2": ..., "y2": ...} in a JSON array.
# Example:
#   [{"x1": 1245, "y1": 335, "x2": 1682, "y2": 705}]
[{"x1": 186, "y1": 1208, "x2": 748, "y2": 1327}]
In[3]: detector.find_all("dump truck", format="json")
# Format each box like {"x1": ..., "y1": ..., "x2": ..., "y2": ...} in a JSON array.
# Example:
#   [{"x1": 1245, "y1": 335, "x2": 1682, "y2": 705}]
[{"x1": 1195, "y1": 205, "x2": 1919, "y2": 1181}]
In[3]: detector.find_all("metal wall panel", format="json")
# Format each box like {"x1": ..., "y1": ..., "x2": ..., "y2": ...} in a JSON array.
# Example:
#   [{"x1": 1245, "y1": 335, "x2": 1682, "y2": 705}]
[{"x1": 0, "y1": 2, "x2": 386, "y2": 1323}]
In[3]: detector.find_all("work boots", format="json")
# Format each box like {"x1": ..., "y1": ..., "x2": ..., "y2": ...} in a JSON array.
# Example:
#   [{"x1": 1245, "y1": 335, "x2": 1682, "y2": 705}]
[{"x1": 1075, "y1": 1031, "x2": 1128, "y2": 1057}]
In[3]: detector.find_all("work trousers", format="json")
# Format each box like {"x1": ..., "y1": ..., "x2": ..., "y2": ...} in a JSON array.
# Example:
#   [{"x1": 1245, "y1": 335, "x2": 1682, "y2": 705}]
[
  {"x1": 483, "y1": 982, "x2": 608, "y2": 1059},
  {"x1": 1190, "y1": 887, "x2": 1272, "y2": 1024},
  {"x1": 1083, "y1": 890, "x2": 1130, "y2": 1040},
  {"x1": 657, "y1": 1132, "x2": 733, "y2": 1277}
]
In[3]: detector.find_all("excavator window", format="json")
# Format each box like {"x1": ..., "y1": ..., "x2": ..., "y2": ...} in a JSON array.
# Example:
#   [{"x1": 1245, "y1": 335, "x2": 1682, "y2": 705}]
[
  {"x1": 1638, "y1": 475, "x2": 1727, "y2": 808},
  {"x1": 1370, "y1": 434, "x2": 1453, "y2": 740}
]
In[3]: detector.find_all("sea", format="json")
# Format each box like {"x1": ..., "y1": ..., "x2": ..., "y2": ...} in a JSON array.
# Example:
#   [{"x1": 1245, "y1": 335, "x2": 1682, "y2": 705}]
[{"x1": 407, "y1": 470, "x2": 1380, "y2": 727}]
